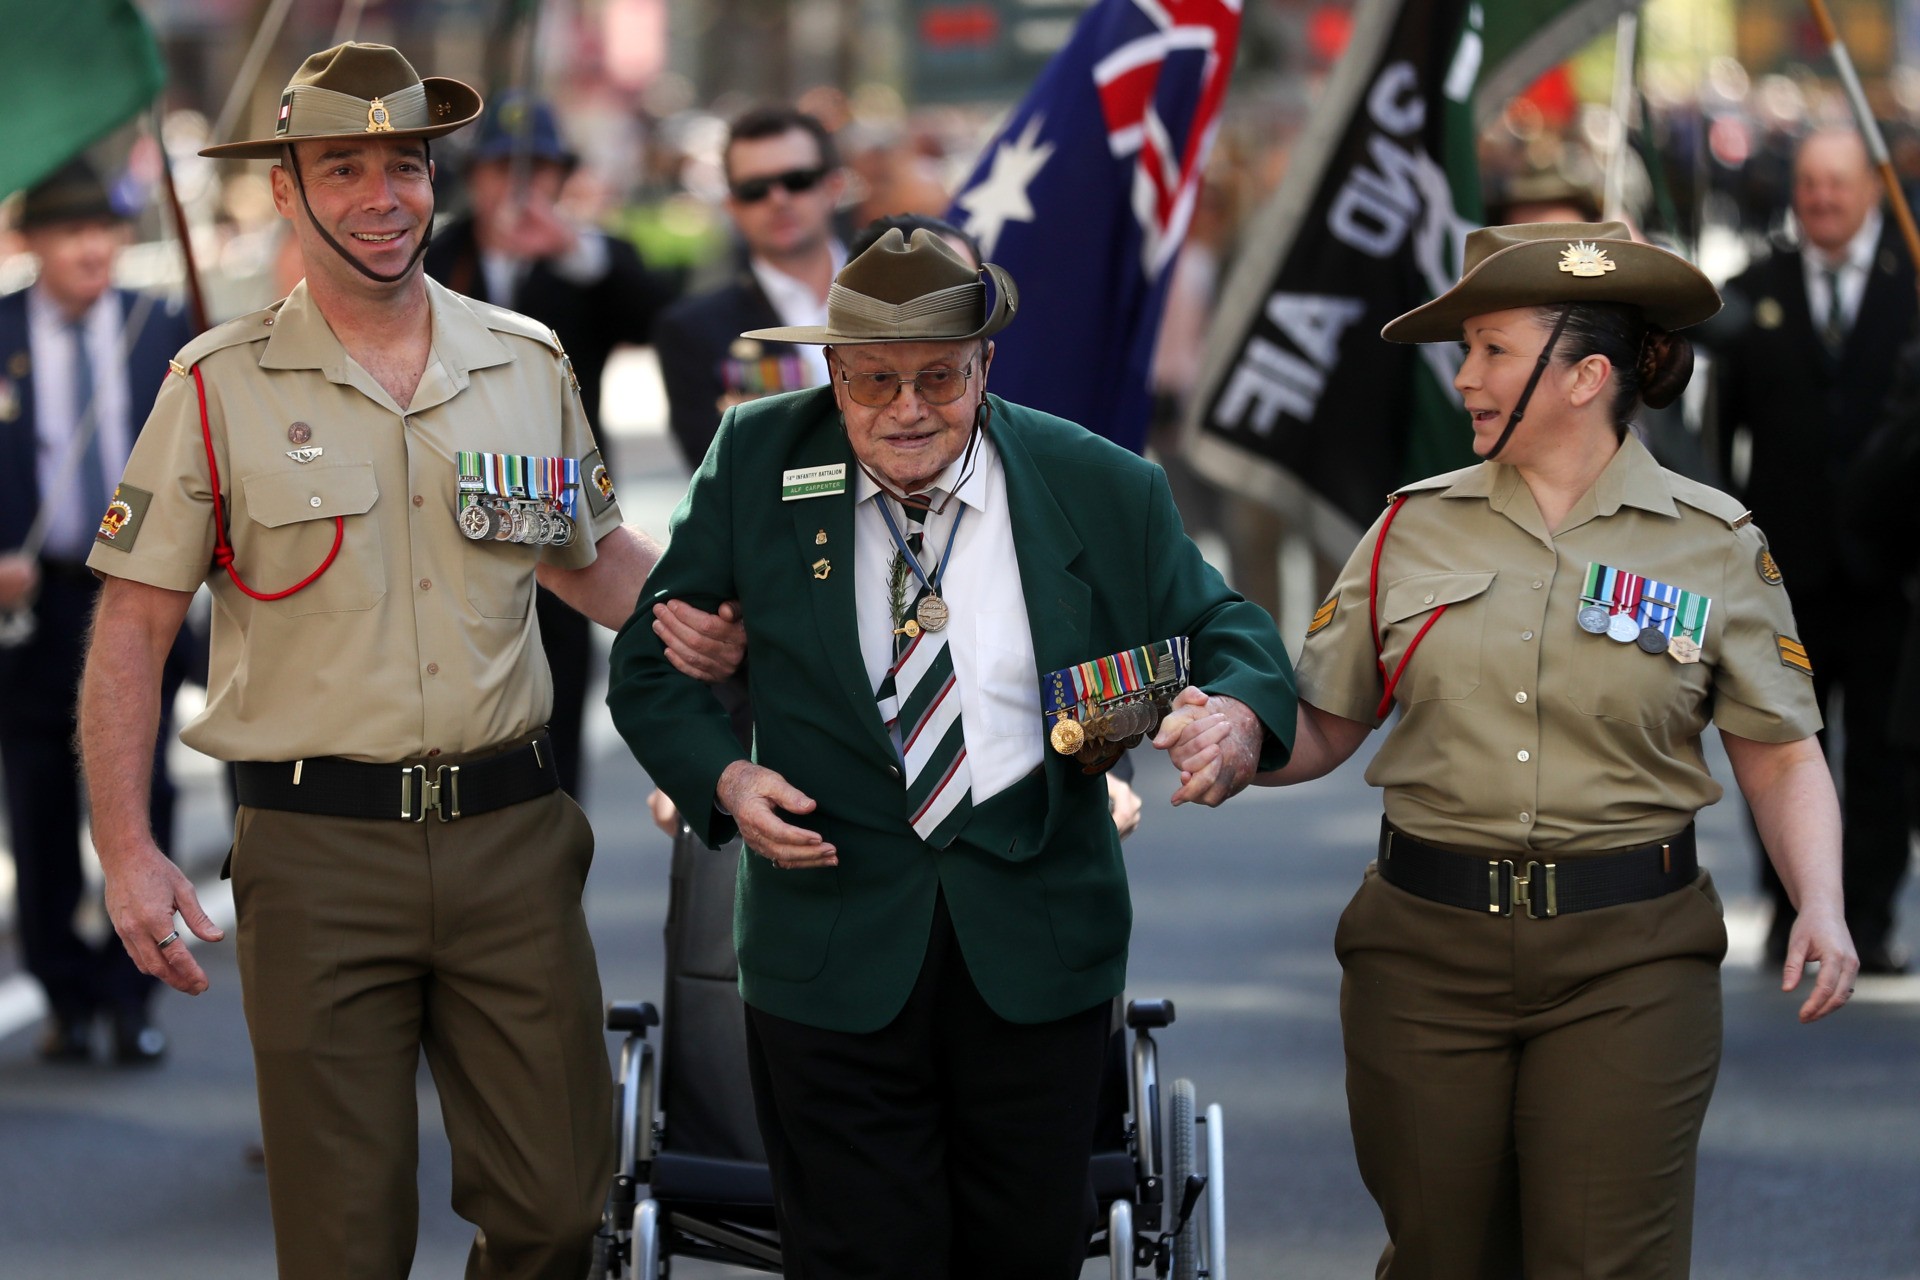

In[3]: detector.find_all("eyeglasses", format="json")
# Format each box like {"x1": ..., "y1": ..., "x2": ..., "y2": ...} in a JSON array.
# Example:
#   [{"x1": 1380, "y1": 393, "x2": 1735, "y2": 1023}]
[
  {"x1": 729, "y1": 166, "x2": 829, "y2": 203},
  {"x1": 838, "y1": 363, "x2": 974, "y2": 408}
]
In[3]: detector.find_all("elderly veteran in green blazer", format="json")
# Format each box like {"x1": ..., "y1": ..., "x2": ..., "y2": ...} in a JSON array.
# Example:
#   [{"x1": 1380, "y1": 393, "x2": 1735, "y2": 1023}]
[{"x1": 608, "y1": 228, "x2": 1295, "y2": 1280}]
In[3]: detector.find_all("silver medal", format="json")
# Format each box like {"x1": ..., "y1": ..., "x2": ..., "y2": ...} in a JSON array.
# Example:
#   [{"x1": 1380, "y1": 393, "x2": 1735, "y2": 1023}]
[
  {"x1": 458, "y1": 504, "x2": 493, "y2": 540},
  {"x1": 1576, "y1": 604, "x2": 1610, "y2": 634},
  {"x1": 1606, "y1": 613, "x2": 1642, "y2": 643}
]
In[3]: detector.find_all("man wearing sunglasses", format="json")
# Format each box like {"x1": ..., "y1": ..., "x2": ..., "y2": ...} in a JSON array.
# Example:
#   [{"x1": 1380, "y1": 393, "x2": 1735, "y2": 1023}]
[
  {"x1": 654, "y1": 105, "x2": 847, "y2": 470},
  {"x1": 610, "y1": 229, "x2": 1294, "y2": 1280}
]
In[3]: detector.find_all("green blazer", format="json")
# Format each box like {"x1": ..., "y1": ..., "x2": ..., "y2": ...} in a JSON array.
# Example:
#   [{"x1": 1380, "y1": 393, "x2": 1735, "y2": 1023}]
[{"x1": 608, "y1": 388, "x2": 1296, "y2": 1032}]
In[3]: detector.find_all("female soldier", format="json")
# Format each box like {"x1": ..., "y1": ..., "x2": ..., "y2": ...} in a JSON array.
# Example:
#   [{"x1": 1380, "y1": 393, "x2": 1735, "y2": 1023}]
[{"x1": 1161, "y1": 222, "x2": 1858, "y2": 1279}]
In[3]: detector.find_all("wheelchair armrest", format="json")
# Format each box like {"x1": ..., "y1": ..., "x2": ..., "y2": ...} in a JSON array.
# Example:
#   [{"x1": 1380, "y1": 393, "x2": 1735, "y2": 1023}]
[
  {"x1": 1125, "y1": 998, "x2": 1175, "y2": 1030},
  {"x1": 607, "y1": 1001, "x2": 661, "y2": 1034}
]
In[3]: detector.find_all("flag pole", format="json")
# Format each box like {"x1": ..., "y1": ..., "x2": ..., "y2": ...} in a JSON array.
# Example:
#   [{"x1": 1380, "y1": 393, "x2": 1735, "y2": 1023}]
[
  {"x1": 209, "y1": 0, "x2": 300, "y2": 150},
  {"x1": 1601, "y1": 10, "x2": 1639, "y2": 223},
  {"x1": 1804, "y1": 0, "x2": 1920, "y2": 301},
  {"x1": 151, "y1": 112, "x2": 209, "y2": 335}
]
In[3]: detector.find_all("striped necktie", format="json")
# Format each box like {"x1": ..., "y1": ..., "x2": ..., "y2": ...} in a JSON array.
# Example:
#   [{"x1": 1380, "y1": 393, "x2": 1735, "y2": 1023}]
[
  {"x1": 69, "y1": 318, "x2": 113, "y2": 544},
  {"x1": 875, "y1": 494, "x2": 972, "y2": 846}
]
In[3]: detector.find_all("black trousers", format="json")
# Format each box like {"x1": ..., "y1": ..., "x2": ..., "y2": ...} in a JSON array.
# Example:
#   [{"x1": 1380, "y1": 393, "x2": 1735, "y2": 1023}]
[
  {"x1": 744, "y1": 894, "x2": 1110, "y2": 1280},
  {"x1": 1760, "y1": 587, "x2": 1910, "y2": 956},
  {"x1": 1, "y1": 572, "x2": 180, "y2": 1021},
  {"x1": 536, "y1": 585, "x2": 591, "y2": 800}
]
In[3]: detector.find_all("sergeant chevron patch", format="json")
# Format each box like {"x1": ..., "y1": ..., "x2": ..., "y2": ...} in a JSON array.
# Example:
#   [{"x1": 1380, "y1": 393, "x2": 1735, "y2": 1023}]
[
  {"x1": 1776, "y1": 634, "x2": 1813, "y2": 676},
  {"x1": 1309, "y1": 594, "x2": 1338, "y2": 636}
]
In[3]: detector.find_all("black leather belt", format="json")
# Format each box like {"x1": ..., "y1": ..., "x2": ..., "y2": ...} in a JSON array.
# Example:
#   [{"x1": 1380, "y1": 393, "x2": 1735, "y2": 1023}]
[
  {"x1": 234, "y1": 734, "x2": 558, "y2": 823},
  {"x1": 1377, "y1": 818, "x2": 1697, "y2": 919}
]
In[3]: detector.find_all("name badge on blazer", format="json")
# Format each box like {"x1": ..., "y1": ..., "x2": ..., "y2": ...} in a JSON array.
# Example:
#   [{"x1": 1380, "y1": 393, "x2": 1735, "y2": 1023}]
[{"x1": 782, "y1": 464, "x2": 846, "y2": 501}]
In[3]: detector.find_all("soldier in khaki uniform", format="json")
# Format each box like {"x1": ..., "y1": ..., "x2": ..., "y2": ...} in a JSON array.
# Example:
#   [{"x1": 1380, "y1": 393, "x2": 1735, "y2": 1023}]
[
  {"x1": 73, "y1": 44, "x2": 737, "y2": 1280},
  {"x1": 1160, "y1": 223, "x2": 1859, "y2": 1279}
]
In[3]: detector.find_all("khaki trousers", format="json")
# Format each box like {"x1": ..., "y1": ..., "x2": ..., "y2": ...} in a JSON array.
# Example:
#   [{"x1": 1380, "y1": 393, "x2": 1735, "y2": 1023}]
[
  {"x1": 230, "y1": 784, "x2": 613, "y2": 1280},
  {"x1": 1336, "y1": 862, "x2": 1728, "y2": 1280}
]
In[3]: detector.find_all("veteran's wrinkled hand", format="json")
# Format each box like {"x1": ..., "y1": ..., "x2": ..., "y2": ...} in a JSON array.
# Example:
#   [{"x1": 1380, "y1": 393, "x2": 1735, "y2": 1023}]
[
  {"x1": 1153, "y1": 686, "x2": 1263, "y2": 807},
  {"x1": 717, "y1": 760, "x2": 838, "y2": 870}
]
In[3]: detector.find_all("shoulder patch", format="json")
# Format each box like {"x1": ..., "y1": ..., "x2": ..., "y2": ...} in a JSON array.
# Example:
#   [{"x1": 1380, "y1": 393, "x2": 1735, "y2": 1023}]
[
  {"x1": 95, "y1": 483, "x2": 152, "y2": 552},
  {"x1": 1757, "y1": 548, "x2": 1784, "y2": 585},
  {"x1": 1777, "y1": 634, "x2": 1813, "y2": 677},
  {"x1": 581, "y1": 448, "x2": 616, "y2": 517},
  {"x1": 169, "y1": 305, "x2": 281, "y2": 372},
  {"x1": 1308, "y1": 593, "x2": 1339, "y2": 636}
]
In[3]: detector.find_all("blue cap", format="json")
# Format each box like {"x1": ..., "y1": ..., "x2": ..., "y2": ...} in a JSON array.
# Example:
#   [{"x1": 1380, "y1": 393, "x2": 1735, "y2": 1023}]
[{"x1": 469, "y1": 91, "x2": 576, "y2": 169}]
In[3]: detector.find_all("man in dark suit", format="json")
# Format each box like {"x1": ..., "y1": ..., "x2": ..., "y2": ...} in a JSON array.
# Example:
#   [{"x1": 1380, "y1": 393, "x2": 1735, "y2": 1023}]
[
  {"x1": 1714, "y1": 128, "x2": 1918, "y2": 973},
  {"x1": 609, "y1": 230, "x2": 1296, "y2": 1279},
  {"x1": 0, "y1": 157, "x2": 191, "y2": 1062},
  {"x1": 425, "y1": 92, "x2": 675, "y2": 799},
  {"x1": 653, "y1": 105, "x2": 845, "y2": 470}
]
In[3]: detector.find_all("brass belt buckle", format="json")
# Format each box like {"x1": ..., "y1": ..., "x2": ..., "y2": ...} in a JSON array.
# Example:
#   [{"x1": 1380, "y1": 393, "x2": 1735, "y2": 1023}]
[
  {"x1": 400, "y1": 763, "x2": 463, "y2": 822},
  {"x1": 1489, "y1": 858, "x2": 1558, "y2": 918}
]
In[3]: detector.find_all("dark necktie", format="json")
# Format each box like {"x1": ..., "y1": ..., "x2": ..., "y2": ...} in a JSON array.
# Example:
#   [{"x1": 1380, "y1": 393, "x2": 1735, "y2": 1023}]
[
  {"x1": 1822, "y1": 268, "x2": 1846, "y2": 356},
  {"x1": 69, "y1": 318, "x2": 113, "y2": 531}
]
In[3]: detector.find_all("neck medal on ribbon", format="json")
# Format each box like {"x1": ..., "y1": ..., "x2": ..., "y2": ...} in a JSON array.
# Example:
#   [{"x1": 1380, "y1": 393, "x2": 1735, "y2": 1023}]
[
  {"x1": 456, "y1": 452, "x2": 580, "y2": 546},
  {"x1": 1044, "y1": 638, "x2": 1190, "y2": 760},
  {"x1": 1578, "y1": 563, "x2": 1711, "y2": 663}
]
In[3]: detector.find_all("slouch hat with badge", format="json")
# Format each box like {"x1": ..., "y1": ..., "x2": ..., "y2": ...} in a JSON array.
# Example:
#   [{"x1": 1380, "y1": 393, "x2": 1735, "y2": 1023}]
[
  {"x1": 1382, "y1": 221, "x2": 1721, "y2": 458},
  {"x1": 742, "y1": 227, "x2": 1018, "y2": 345},
  {"x1": 201, "y1": 42, "x2": 482, "y2": 283}
]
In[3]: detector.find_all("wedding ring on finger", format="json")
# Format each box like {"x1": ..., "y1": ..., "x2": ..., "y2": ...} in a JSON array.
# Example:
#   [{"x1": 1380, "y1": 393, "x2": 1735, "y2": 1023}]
[{"x1": 155, "y1": 930, "x2": 180, "y2": 949}]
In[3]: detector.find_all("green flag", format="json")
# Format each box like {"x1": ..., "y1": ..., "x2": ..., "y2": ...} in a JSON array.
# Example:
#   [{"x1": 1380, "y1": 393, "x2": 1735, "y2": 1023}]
[
  {"x1": 1184, "y1": 0, "x2": 1639, "y2": 562},
  {"x1": 0, "y1": 0, "x2": 164, "y2": 201}
]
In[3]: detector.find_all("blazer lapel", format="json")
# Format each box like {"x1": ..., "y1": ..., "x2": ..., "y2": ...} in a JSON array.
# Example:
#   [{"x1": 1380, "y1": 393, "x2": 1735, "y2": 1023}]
[{"x1": 785, "y1": 406, "x2": 895, "y2": 759}]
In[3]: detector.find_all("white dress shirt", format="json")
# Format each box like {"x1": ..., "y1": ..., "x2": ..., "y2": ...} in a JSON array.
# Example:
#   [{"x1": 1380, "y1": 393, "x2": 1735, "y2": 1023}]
[
  {"x1": 750, "y1": 243, "x2": 845, "y2": 389},
  {"x1": 1802, "y1": 206, "x2": 1883, "y2": 335},
  {"x1": 27, "y1": 285, "x2": 132, "y2": 559},
  {"x1": 854, "y1": 430, "x2": 1043, "y2": 803}
]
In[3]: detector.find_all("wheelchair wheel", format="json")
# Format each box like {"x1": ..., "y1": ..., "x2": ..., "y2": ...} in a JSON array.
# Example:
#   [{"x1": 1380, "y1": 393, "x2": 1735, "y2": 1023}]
[{"x1": 1169, "y1": 1078, "x2": 1199, "y2": 1280}]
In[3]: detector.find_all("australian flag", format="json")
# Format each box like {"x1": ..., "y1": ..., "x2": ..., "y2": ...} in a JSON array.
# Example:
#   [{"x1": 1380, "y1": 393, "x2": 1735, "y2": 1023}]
[{"x1": 948, "y1": 0, "x2": 1240, "y2": 455}]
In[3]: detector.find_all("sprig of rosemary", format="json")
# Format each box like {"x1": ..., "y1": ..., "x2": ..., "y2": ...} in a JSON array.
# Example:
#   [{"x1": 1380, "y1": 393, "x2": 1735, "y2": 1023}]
[{"x1": 887, "y1": 549, "x2": 910, "y2": 630}]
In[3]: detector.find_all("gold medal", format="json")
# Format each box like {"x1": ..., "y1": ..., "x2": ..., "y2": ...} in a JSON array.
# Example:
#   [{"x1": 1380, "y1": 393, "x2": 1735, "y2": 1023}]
[
  {"x1": 1668, "y1": 635, "x2": 1702, "y2": 664},
  {"x1": 894, "y1": 619, "x2": 921, "y2": 640},
  {"x1": 1050, "y1": 714, "x2": 1085, "y2": 755},
  {"x1": 915, "y1": 594, "x2": 949, "y2": 632}
]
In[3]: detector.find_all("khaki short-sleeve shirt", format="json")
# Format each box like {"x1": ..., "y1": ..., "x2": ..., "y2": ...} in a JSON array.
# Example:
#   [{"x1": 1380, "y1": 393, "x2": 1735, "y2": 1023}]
[
  {"x1": 1297, "y1": 436, "x2": 1820, "y2": 853},
  {"x1": 86, "y1": 278, "x2": 623, "y2": 763}
]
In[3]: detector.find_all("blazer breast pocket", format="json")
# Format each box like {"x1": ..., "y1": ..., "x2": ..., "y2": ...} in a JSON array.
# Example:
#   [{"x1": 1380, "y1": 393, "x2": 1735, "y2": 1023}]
[{"x1": 1377, "y1": 570, "x2": 1496, "y2": 704}]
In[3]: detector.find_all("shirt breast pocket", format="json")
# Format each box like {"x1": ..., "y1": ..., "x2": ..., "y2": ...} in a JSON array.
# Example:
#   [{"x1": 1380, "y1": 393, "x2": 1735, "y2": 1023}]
[
  {"x1": 975, "y1": 607, "x2": 1040, "y2": 741},
  {"x1": 239, "y1": 463, "x2": 384, "y2": 616},
  {"x1": 1566, "y1": 630, "x2": 1711, "y2": 728},
  {"x1": 1377, "y1": 571, "x2": 1496, "y2": 704}
]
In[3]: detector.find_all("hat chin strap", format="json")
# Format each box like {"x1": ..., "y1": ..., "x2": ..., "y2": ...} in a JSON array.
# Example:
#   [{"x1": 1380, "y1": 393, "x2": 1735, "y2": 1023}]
[
  {"x1": 1484, "y1": 305, "x2": 1572, "y2": 460},
  {"x1": 287, "y1": 141, "x2": 436, "y2": 285}
]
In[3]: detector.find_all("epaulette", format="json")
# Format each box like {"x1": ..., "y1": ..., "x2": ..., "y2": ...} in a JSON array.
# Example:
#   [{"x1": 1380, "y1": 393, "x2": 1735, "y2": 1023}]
[
  {"x1": 464, "y1": 295, "x2": 565, "y2": 355},
  {"x1": 1391, "y1": 462, "x2": 1482, "y2": 501},
  {"x1": 167, "y1": 302, "x2": 285, "y2": 375},
  {"x1": 1666, "y1": 472, "x2": 1753, "y2": 531}
]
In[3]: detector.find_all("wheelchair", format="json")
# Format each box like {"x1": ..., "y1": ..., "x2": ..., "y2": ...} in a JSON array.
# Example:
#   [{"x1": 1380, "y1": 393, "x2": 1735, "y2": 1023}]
[{"x1": 589, "y1": 829, "x2": 1230, "y2": 1279}]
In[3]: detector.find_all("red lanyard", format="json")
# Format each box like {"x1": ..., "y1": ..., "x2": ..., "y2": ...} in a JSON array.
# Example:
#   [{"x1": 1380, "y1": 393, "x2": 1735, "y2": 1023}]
[
  {"x1": 1367, "y1": 495, "x2": 1449, "y2": 722},
  {"x1": 190, "y1": 365, "x2": 341, "y2": 601}
]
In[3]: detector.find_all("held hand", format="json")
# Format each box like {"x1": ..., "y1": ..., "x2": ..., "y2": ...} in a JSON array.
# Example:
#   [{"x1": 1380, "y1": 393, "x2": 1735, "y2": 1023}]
[
  {"x1": 1782, "y1": 905, "x2": 1860, "y2": 1023},
  {"x1": 656, "y1": 599, "x2": 747, "y2": 682},
  {"x1": 102, "y1": 840, "x2": 224, "y2": 995},
  {"x1": 1153, "y1": 688, "x2": 1262, "y2": 807},
  {"x1": 1106, "y1": 774, "x2": 1143, "y2": 840},
  {"x1": 646, "y1": 788, "x2": 681, "y2": 838},
  {"x1": 0, "y1": 552, "x2": 39, "y2": 610},
  {"x1": 717, "y1": 760, "x2": 837, "y2": 870}
]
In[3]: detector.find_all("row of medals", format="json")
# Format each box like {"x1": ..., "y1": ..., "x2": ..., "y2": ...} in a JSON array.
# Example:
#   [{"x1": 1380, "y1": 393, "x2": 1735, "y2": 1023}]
[
  {"x1": 1576, "y1": 600, "x2": 1701, "y2": 663},
  {"x1": 458, "y1": 501, "x2": 575, "y2": 547},
  {"x1": 1050, "y1": 698, "x2": 1160, "y2": 757}
]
